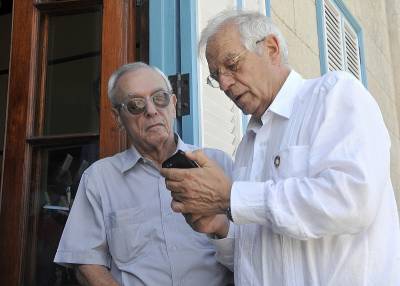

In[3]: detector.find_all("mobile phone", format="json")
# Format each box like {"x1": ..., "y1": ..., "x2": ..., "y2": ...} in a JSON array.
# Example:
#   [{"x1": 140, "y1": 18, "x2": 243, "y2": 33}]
[{"x1": 162, "y1": 150, "x2": 199, "y2": 169}]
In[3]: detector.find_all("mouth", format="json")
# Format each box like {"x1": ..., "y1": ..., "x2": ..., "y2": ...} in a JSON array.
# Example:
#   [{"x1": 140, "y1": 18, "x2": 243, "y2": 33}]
[
  {"x1": 146, "y1": 123, "x2": 164, "y2": 131},
  {"x1": 232, "y1": 92, "x2": 247, "y2": 104}
]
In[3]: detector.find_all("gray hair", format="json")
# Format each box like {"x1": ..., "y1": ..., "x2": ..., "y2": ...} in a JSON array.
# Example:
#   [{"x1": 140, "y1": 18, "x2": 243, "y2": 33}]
[
  {"x1": 108, "y1": 62, "x2": 173, "y2": 106},
  {"x1": 199, "y1": 10, "x2": 289, "y2": 64}
]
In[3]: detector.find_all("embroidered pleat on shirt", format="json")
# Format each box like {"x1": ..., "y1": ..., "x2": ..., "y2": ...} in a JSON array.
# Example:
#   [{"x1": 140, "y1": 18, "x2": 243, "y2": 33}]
[{"x1": 212, "y1": 71, "x2": 400, "y2": 286}]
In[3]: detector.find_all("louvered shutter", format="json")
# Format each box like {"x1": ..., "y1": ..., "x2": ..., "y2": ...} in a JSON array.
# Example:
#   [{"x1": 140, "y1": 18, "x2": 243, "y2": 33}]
[
  {"x1": 323, "y1": 0, "x2": 362, "y2": 78},
  {"x1": 343, "y1": 21, "x2": 361, "y2": 79},
  {"x1": 324, "y1": 0, "x2": 344, "y2": 71}
]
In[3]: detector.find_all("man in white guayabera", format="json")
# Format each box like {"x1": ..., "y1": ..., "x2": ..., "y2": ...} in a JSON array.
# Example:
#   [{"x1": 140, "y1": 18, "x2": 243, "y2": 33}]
[{"x1": 161, "y1": 10, "x2": 400, "y2": 286}]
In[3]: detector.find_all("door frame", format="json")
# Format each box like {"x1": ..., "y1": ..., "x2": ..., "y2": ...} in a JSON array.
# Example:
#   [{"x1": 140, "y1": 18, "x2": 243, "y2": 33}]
[
  {"x1": 149, "y1": 0, "x2": 200, "y2": 145},
  {"x1": 0, "y1": 1, "x2": 138, "y2": 284}
]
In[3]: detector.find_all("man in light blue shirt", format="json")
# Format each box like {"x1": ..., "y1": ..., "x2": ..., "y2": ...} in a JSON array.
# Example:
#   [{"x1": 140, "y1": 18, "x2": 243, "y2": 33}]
[{"x1": 54, "y1": 62, "x2": 233, "y2": 286}]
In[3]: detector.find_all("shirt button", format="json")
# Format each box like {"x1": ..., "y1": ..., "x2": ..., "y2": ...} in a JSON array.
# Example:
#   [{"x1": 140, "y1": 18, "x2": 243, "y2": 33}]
[{"x1": 274, "y1": 155, "x2": 281, "y2": 168}]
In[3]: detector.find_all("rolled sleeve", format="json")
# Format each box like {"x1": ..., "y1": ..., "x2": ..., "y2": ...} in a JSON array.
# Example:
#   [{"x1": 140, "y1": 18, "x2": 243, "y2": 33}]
[
  {"x1": 54, "y1": 249, "x2": 110, "y2": 268},
  {"x1": 54, "y1": 171, "x2": 111, "y2": 268},
  {"x1": 230, "y1": 181, "x2": 267, "y2": 225}
]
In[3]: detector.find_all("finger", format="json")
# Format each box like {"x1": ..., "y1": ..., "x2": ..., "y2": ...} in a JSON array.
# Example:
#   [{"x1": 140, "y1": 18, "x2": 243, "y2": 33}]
[
  {"x1": 171, "y1": 199, "x2": 185, "y2": 213},
  {"x1": 160, "y1": 168, "x2": 185, "y2": 181},
  {"x1": 159, "y1": 167, "x2": 171, "y2": 178},
  {"x1": 165, "y1": 180, "x2": 185, "y2": 194},
  {"x1": 185, "y1": 150, "x2": 210, "y2": 167},
  {"x1": 171, "y1": 191, "x2": 184, "y2": 202},
  {"x1": 190, "y1": 213, "x2": 204, "y2": 224}
]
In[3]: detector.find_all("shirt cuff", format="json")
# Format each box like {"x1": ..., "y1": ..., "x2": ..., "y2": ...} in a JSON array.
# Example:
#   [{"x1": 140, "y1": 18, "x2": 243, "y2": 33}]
[
  {"x1": 231, "y1": 181, "x2": 269, "y2": 224},
  {"x1": 54, "y1": 250, "x2": 111, "y2": 268}
]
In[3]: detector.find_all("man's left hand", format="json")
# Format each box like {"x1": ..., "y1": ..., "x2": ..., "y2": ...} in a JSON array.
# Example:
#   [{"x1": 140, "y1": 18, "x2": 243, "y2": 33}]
[
  {"x1": 160, "y1": 150, "x2": 232, "y2": 215},
  {"x1": 183, "y1": 213, "x2": 230, "y2": 238}
]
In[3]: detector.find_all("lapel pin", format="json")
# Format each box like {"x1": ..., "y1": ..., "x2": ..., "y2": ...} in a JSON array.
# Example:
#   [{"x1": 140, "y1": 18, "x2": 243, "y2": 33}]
[{"x1": 274, "y1": 155, "x2": 280, "y2": 168}]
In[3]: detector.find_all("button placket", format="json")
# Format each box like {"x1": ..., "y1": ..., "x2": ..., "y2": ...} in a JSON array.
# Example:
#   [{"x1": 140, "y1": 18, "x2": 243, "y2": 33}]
[
  {"x1": 158, "y1": 176, "x2": 178, "y2": 283},
  {"x1": 251, "y1": 124, "x2": 270, "y2": 181}
]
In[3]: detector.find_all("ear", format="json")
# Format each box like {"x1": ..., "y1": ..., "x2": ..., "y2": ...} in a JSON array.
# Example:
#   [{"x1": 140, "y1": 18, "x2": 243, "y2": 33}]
[
  {"x1": 261, "y1": 34, "x2": 281, "y2": 65},
  {"x1": 112, "y1": 107, "x2": 124, "y2": 129}
]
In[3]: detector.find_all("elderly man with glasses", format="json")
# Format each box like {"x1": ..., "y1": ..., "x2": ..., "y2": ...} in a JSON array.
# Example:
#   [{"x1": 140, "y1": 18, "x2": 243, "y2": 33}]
[
  {"x1": 54, "y1": 62, "x2": 233, "y2": 286},
  {"x1": 161, "y1": 10, "x2": 400, "y2": 286}
]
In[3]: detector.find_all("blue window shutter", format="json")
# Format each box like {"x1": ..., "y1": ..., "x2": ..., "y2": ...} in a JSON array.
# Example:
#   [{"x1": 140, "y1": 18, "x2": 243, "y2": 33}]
[
  {"x1": 316, "y1": 0, "x2": 368, "y2": 87},
  {"x1": 149, "y1": 0, "x2": 199, "y2": 145}
]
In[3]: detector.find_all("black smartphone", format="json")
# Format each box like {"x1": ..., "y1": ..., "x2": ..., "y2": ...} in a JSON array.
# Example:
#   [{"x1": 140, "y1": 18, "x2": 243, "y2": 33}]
[{"x1": 162, "y1": 150, "x2": 199, "y2": 169}]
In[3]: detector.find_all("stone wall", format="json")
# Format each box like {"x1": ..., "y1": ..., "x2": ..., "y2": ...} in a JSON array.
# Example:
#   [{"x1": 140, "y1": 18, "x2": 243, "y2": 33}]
[{"x1": 270, "y1": 0, "x2": 400, "y2": 207}]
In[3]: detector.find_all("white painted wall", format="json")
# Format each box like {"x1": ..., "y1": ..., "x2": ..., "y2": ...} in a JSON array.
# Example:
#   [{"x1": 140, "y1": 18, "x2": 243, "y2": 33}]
[{"x1": 197, "y1": 0, "x2": 267, "y2": 156}]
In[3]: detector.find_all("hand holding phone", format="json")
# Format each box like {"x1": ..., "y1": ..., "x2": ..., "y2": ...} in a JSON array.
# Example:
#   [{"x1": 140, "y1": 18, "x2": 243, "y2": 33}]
[{"x1": 162, "y1": 150, "x2": 199, "y2": 169}]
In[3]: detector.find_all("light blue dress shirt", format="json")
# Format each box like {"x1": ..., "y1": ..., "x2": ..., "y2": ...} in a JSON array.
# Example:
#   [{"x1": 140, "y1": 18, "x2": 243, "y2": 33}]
[{"x1": 54, "y1": 136, "x2": 233, "y2": 286}]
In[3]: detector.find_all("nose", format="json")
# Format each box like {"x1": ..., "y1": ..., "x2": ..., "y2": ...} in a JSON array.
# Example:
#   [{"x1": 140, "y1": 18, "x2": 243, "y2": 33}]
[
  {"x1": 218, "y1": 73, "x2": 235, "y2": 91},
  {"x1": 144, "y1": 99, "x2": 158, "y2": 117}
]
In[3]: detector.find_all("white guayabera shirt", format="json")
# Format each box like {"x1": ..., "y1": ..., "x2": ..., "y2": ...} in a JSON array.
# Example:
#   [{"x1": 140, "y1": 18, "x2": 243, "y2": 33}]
[{"x1": 212, "y1": 71, "x2": 400, "y2": 286}]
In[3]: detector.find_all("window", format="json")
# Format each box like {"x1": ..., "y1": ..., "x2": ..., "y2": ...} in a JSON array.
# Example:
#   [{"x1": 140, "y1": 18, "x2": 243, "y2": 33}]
[
  {"x1": 24, "y1": 8, "x2": 102, "y2": 285},
  {"x1": 317, "y1": 0, "x2": 367, "y2": 85},
  {"x1": 0, "y1": 0, "x2": 143, "y2": 284}
]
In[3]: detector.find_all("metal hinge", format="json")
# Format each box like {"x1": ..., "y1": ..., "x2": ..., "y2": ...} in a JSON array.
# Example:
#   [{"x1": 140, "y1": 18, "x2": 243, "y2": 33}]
[
  {"x1": 136, "y1": 0, "x2": 143, "y2": 7},
  {"x1": 168, "y1": 73, "x2": 190, "y2": 117}
]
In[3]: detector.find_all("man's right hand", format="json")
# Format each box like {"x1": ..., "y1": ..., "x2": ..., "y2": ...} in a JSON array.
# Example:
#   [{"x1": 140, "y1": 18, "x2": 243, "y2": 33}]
[{"x1": 183, "y1": 213, "x2": 230, "y2": 239}]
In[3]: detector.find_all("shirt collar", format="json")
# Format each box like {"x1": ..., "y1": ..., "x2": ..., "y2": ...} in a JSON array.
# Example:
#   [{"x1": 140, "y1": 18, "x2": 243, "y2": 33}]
[
  {"x1": 120, "y1": 145, "x2": 142, "y2": 173},
  {"x1": 268, "y1": 70, "x2": 304, "y2": 120},
  {"x1": 120, "y1": 134, "x2": 185, "y2": 173},
  {"x1": 246, "y1": 70, "x2": 304, "y2": 133}
]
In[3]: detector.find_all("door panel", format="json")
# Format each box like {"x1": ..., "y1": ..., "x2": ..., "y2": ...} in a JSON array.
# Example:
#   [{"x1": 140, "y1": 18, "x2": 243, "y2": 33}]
[
  {"x1": 43, "y1": 11, "x2": 101, "y2": 135},
  {"x1": 0, "y1": 1, "x2": 141, "y2": 285},
  {"x1": 23, "y1": 7, "x2": 102, "y2": 285},
  {"x1": 25, "y1": 143, "x2": 99, "y2": 286}
]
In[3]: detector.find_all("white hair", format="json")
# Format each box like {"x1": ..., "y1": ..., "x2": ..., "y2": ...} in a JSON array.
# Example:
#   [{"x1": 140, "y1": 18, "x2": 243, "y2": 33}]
[
  {"x1": 107, "y1": 62, "x2": 173, "y2": 106},
  {"x1": 199, "y1": 10, "x2": 288, "y2": 63}
]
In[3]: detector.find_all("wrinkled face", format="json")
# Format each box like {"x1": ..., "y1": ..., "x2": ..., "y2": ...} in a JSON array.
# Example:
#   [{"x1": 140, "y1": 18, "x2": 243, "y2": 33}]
[
  {"x1": 113, "y1": 68, "x2": 177, "y2": 152},
  {"x1": 206, "y1": 24, "x2": 278, "y2": 118}
]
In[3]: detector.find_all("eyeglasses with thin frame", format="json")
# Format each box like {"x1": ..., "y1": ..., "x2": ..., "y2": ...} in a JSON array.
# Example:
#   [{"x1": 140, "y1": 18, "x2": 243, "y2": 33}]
[
  {"x1": 115, "y1": 90, "x2": 172, "y2": 115},
  {"x1": 206, "y1": 37, "x2": 266, "y2": 88}
]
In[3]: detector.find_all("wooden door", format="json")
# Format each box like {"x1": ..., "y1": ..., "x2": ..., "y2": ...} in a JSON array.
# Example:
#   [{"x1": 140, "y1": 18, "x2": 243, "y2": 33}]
[{"x1": 0, "y1": 0, "x2": 148, "y2": 285}]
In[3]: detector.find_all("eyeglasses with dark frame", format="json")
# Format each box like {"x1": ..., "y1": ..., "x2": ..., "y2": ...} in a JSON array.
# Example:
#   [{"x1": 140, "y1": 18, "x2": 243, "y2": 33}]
[
  {"x1": 206, "y1": 37, "x2": 266, "y2": 89},
  {"x1": 115, "y1": 90, "x2": 172, "y2": 115}
]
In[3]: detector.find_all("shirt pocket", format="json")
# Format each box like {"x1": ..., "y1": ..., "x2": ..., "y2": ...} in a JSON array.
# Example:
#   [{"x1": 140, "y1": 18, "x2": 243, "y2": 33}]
[
  {"x1": 107, "y1": 207, "x2": 155, "y2": 265},
  {"x1": 172, "y1": 213, "x2": 215, "y2": 250},
  {"x1": 271, "y1": 145, "x2": 310, "y2": 180}
]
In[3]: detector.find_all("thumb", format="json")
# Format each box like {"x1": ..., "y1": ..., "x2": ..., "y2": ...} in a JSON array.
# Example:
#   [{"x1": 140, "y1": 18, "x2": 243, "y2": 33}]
[{"x1": 185, "y1": 150, "x2": 211, "y2": 168}]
